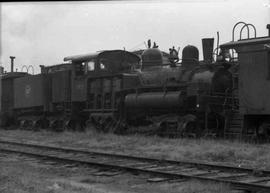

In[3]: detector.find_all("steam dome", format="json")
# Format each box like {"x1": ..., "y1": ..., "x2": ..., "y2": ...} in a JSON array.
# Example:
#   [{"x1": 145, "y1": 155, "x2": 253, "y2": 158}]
[{"x1": 141, "y1": 48, "x2": 163, "y2": 69}]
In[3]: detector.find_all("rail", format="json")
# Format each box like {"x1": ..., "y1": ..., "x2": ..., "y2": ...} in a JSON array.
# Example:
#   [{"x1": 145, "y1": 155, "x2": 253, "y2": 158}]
[{"x1": 0, "y1": 140, "x2": 270, "y2": 192}]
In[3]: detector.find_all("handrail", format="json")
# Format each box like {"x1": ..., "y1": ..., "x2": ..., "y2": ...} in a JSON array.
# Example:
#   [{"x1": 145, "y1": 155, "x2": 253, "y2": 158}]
[
  {"x1": 232, "y1": 22, "x2": 247, "y2": 59},
  {"x1": 20, "y1": 65, "x2": 35, "y2": 74},
  {"x1": 240, "y1": 23, "x2": 257, "y2": 40},
  {"x1": 232, "y1": 21, "x2": 247, "y2": 41},
  {"x1": 27, "y1": 65, "x2": 35, "y2": 75}
]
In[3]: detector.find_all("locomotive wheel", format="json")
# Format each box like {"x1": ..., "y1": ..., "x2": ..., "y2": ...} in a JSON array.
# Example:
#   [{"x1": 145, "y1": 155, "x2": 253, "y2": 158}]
[
  {"x1": 64, "y1": 120, "x2": 76, "y2": 131},
  {"x1": 157, "y1": 122, "x2": 167, "y2": 137},
  {"x1": 85, "y1": 119, "x2": 96, "y2": 132},
  {"x1": 102, "y1": 117, "x2": 116, "y2": 133},
  {"x1": 50, "y1": 120, "x2": 64, "y2": 132},
  {"x1": 19, "y1": 120, "x2": 26, "y2": 129},
  {"x1": 157, "y1": 121, "x2": 182, "y2": 138},
  {"x1": 42, "y1": 119, "x2": 50, "y2": 129},
  {"x1": 19, "y1": 120, "x2": 32, "y2": 130},
  {"x1": 87, "y1": 117, "x2": 102, "y2": 133},
  {"x1": 49, "y1": 120, "x2": 57, "y2": 130},
  {"x1": 57, "y1": 120, "x2": 64, "y2": 132},
  {"x1": 95, "y1": 117, "x2": 104, "y2": 132},
  {"x1": 31, "y1": 120, "x2": 42, "y2": 131},
  {"x1": 76, "y1": 121, "x2": 85, "y2": 132},
  {"x1": 182, "y1": 121, "x2": 199, "y2": 138}
]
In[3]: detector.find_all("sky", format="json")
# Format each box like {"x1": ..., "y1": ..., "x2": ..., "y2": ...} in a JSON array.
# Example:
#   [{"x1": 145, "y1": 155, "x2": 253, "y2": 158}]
[{"x1": 0, "y1": 0, "x2": 270, "y2": 73}]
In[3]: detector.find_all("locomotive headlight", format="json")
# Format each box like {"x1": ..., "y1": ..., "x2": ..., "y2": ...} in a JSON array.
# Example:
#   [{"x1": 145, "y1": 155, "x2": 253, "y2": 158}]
[
  {"x1": 196, "y1": 104, "x2": 200, "y2": 108},
  {"x1": 223, "y1": 50, "x2": 231, "y2": 62},
  {"x1": 217, "y1": 55, "x2": 223, "y2": 62},
  {"x1": 225, "y1": 57, "x2": 230, "y2": 62}
]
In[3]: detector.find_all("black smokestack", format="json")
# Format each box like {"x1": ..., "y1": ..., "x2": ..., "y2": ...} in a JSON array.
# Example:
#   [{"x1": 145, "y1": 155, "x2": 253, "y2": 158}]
[
  {"x1": 267, "y1": 24, "x2": 270, "y2": 37},
  {"x1": 202, "y1": 38, "x2": 214, "y2": 63},
  {"x1": 10, "y1": 56, "x2": 15, "y2": 72}
]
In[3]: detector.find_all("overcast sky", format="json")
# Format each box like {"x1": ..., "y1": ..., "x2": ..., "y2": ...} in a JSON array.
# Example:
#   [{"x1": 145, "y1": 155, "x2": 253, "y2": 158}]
[{"x1": 1, "y1": 0, "x2": 269, "y2": 73}]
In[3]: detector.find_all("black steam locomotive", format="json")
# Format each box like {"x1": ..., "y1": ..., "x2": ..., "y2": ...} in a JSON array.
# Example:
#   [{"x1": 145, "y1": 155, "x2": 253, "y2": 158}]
[{"x1": 1, "y1": 22, "x2": 269, "y2": 140}]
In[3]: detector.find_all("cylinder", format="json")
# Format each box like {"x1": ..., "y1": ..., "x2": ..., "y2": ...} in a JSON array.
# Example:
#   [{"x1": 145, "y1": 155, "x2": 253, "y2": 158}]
[{"x1": 202, "y1": 38, "x2": 214, "y2": 63}]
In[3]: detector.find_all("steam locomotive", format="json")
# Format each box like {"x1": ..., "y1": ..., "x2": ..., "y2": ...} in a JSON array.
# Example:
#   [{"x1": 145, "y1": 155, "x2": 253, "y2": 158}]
[{"x1": 1, "y1": 22, "x2": 269, "y2": 139}]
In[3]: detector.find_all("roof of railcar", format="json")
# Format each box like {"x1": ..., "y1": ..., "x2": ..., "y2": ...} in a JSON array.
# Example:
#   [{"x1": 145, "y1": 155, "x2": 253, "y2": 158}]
[
  {"x1": 220, "y1": 36, "x2": 270, "y2": 49},
  {"x1": 0, "y1": 72, "x2": 28, "y2": 80},
  {"x1": 63, "y1": 50, "x2": 140, "y2": 63}
]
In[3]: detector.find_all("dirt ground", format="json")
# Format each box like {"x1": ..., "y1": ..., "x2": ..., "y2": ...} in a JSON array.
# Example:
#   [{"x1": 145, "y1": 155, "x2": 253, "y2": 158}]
[{"x1": 0, "y1": 152, "x2": 230, "y2": 193}]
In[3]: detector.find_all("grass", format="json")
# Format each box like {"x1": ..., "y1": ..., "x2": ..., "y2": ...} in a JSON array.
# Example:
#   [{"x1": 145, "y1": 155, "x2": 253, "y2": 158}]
[{"x1": 0, "y1": 129, "x2": 270, "y2": 170}]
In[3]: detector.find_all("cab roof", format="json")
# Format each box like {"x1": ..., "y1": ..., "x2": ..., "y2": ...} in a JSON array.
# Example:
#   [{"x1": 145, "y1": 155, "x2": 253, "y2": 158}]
[
  {"x1": 63, "y1": 50, "x2": 140, "y2": 63},
  {"x1": 220, "y1": 36, "x2": 270, "y2": 49}
]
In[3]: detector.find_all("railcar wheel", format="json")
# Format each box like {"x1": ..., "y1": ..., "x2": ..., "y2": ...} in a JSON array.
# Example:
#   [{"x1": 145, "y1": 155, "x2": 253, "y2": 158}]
[
  {"x1": 256, "y1": 122, "x2": 270, "y2": 142},
  {"x1": 0, "y1": 114, "x2": 8, "y2": 127}
]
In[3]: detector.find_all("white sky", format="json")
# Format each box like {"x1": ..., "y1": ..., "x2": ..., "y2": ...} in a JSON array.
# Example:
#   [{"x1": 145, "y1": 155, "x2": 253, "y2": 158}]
[{"x1": 1, "y1": 0, "x2": 270, "y2": 73}]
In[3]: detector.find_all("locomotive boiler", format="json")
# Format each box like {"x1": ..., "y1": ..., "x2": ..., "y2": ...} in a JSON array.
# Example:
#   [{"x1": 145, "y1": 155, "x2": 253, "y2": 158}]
[{"x1": 121, "y1": 39, "x2": 234, "y2": 137}]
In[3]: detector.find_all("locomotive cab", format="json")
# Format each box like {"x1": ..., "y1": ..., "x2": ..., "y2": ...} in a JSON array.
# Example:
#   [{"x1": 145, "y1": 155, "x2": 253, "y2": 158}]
[{"x1": 64, "y1": 50, "x2": 141, "y2": 75}]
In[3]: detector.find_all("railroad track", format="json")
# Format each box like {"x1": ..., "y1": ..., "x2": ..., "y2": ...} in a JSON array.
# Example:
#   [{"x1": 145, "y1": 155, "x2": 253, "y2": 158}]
[{"x1": 0, "y1": 140, "x2": 269, "y2": 192}]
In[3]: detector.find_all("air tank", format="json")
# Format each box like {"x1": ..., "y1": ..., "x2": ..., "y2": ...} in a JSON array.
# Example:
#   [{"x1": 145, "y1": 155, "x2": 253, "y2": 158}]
[
  {"x1": 141, "y1": 48, "x2": 163, "y2": 69},
  {"x1": 125, "y1": 91, "x2": 184, "y2": 109},
  {"x1": 182, "y1": 45, "x2": 199, "y2": 69}
]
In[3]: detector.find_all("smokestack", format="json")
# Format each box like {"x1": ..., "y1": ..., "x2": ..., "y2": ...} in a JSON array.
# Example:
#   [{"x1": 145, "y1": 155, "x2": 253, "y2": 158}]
[
  {"x1": 267, "y1": 24, "x2": 270, "y2": 37},
  {"x1": 10, "y1": 56, "x2": 15, "y2": 72},
  {"x1": 0, "y1": 66, "x2": 3, "y2": 75},
  {"x1": 202, "y1": 38, "x2": 214, "y2": 63}
]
